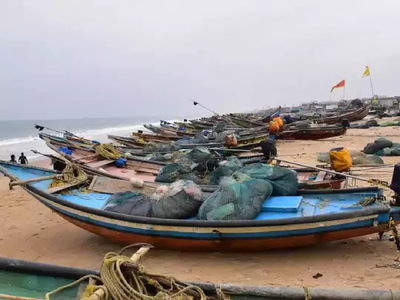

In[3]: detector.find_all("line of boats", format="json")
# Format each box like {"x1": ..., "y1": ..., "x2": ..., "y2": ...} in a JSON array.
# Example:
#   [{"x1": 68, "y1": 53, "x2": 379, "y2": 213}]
[{"x1": 2, "y1": 101, "x2": 400, "y2": 299}]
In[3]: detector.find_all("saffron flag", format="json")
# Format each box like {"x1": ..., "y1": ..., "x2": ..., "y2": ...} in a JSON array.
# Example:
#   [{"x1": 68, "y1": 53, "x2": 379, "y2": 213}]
[
  {"x1": 330, "y1": 79, "x2": 345, "y2": 92},
  {"x1": 363, "y1": 66, "x2": 370, "y2": 77}
]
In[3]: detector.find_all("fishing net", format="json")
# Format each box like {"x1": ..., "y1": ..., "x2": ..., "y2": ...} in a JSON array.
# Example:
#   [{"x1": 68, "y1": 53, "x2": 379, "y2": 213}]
[
  {"x1": 103, "y1": 180, "x2": 203, "y2": 219},
  {"x1": 184, "y1": 147, "x2": 213, "y2": 163},
  {"x1": 363, "y1": 137, "x2": 393, "y2": 154},
  {"x1": 103, "y1": 191, "x2": 153, "y2": 217},
  {"x1": 376, "y1": 147, "x2": 400, "y2": 156},
  {"x1": 151, "y1": 180, "x2": 203, "y2": 219},
  {"x1": 143, "y1": 142, "x2": 181, "y2": 153},
  {"x1": 197, "y1": 178, "x2": 273, "y2": 220},
  {"x1": 209, "y1": 157, "x2": 243, "y2": 185},
  {"x1": 155, "y1": 163, "x2": 201, "y2": 184},
  {"x1": 234, "y1": 163, "x2": 298, "y2": 196}
]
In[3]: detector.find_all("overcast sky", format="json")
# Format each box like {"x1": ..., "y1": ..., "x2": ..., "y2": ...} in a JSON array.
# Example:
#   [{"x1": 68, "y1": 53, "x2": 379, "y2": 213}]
[{"x1": 1, "y1": 0, "x2": 399, "y2": 120}]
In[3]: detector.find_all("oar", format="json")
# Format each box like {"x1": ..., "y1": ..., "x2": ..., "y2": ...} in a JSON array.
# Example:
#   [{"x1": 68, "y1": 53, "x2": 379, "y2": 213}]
[
  {"x1": 34, "y1": 124, "x2": 82, "y2": 139},
  {"x1": 190, "y1": 99, "x2": 219, "y2": 115},
  {"x1": 10, "y1": 174, "x2": 62, "y2": 187},
  {"x1": 273, "y1": 157, "x2": 391, "y2": 188}
]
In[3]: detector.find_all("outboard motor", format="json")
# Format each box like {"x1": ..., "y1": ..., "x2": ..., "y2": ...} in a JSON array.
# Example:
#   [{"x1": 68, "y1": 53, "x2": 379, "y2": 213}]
[{"x1": 391, "y1": 164, "x2": 400, "y2": 206}]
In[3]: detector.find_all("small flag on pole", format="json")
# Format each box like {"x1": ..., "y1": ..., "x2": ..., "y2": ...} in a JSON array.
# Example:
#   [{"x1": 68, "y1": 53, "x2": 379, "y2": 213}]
[
  {"x1": 330, "y1": 79, "x2": 345, "y2": 92},
  {"x1": 363, "y1": 66, "x2": 370, "y2": 77}
]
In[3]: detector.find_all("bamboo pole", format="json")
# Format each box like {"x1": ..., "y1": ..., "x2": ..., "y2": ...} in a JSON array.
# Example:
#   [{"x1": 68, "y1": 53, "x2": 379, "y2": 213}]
[
  {"x1": 9, "y1": 174, "x2": 61, "y2": 187},
  {"x1": 273, "y1": 157, "x2": 389, "y2": 186}
]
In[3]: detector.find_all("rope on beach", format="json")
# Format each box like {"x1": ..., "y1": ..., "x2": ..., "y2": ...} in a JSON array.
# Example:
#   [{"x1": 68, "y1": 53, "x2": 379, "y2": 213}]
[
  {"x1": 45, "y1": 245, "x2": 228, "y2": 300},
  {"x1": 389, "y1": 217, "x2": 400, "y2": 251},
  {"x1": 95, "y1": 144, "x2": 120, "y2": 160},
  {"x1": 303, "y1": 286, "x2": 312, "y2": 300},
  {"x1": 48, "y1": 162, "x2": 88, "y2": 188}
]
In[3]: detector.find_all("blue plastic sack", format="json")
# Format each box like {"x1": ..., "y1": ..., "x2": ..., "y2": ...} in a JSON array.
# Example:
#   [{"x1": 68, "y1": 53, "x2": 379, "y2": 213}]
[
  {"x1": 115, "y1": 158, "x2": 127, "y2": 168},
  {"x1": 57, "y1": 146, "x2": 72, "y2": 155}
]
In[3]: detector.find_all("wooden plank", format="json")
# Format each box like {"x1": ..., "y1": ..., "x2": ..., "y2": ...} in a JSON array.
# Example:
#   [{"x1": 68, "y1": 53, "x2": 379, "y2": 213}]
[
  {"x1": 315, "y1": 171, "x2": 327, "y2": 182},
  {"x1": 88, "y1": 176, "x2": 158, "y2": 194},
  {"x1": 47, "y1": 181, "x2": 84, "y2": 194},
  {"x1": 87, "y1": 159, "x2": 114, "y2": 168}
]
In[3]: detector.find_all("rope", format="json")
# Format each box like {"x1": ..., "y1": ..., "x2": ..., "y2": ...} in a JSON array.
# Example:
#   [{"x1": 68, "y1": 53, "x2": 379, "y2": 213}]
[
  {"x1": 96, "y1": 144, "x2": 121, "y2": 160},
  {"x1": 303, "y1": 286, "x2": 312, "y2": 300},
  {"x1": 389, "y1": 217, "x2": 400, "y2": 251},
  {"x1": 48, "y1": 162, "x2": 88, "y2": 188},
  {"x1": 46, "y1": 245, "x2": 226, "y2": 300}
]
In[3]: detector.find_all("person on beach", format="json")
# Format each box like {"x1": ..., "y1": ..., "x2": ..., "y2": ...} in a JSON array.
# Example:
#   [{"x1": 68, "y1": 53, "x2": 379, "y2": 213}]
[
  {"x1": 18, "y1": 152, "x2": 28, "y2": 165},
  {"x1": 10, "y1": 154, "x2": 17, "y2": 163}
]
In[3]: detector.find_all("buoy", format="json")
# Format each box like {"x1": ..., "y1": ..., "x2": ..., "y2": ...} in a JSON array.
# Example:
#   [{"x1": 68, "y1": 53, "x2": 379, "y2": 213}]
[{"x1": 130, "y1": 177, "x2": 144, "y2": 188}]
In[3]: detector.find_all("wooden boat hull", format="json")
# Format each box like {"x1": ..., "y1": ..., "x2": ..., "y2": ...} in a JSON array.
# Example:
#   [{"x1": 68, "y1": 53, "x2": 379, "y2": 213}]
[
  {"x1": 1, "y1": 162, "x2": 398, "y2": 252},
  {"x1": 319, "y1": 105, "x2": 370, "y2": 125},
  {"x1": 25, "y1": 188, "x2": 397, "y2": 252},
  {"x1": 277, "y1": 127, "x2": 347, "y2": 140},
  {"x1": 132, "y1": 132, "x2": 180, "y2": 142},
  {"x1": 2, "y1": 257, "x2": 399, "y2": 300}
]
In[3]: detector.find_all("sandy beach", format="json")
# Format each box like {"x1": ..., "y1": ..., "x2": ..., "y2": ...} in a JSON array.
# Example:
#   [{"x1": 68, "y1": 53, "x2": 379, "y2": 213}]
[{"x1": 1, "y1": 126, "x2": 400, "y2": 290}]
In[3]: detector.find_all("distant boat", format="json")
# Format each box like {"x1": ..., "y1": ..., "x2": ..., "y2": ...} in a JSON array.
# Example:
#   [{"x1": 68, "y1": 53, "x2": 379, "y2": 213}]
[
  {"x1": 318, "y1": 104, "x2": 370, "y2": 125},
  {"x1": 277, "y1": 126, "x2": 347, "y2": 140},
  {"x1": 0, "y1": 161, "x2": 398, "y2": 252}
]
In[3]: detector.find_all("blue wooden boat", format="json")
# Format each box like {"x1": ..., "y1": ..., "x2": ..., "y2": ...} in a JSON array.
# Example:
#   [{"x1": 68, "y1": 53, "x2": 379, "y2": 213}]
[
  {"x1": 1, "y1": 256, "x2": 399, "y2": 300},
  {"x1": 0, "y1": 161, "x2": 398, "y2": 252}
]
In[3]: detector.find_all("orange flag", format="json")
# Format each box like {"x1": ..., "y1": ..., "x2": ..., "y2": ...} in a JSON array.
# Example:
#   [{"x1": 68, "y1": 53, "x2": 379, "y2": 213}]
[{"x1": 330, "y1": 79, "x2": 345, "y2": 92}]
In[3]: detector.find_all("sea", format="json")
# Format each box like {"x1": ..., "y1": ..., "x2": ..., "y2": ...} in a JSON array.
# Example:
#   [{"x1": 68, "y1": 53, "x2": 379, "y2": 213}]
[{"x1": 0, "y1": 116, "x2": 192, "y2": 161}]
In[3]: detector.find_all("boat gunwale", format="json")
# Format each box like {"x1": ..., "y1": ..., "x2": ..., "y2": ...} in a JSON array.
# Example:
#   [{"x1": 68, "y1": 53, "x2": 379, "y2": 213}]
[{"x1": 0, "y1": 161, "x2": 390, "y2": 229}]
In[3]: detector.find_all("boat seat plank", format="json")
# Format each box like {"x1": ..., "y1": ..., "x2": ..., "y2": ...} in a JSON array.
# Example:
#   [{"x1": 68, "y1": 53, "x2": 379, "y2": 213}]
[
  {"x1": 262, "y1": 196, "x2": 303, "y2": 213},
  {"x1": 47, "y1": 182, "x2": 84, "y2": 194},
  {"x1": 87, "y1": 160, "x2": 114, "y2": 168},
  {"x1": 315, "y1": 171, "x2": 327, "y2": 182}
]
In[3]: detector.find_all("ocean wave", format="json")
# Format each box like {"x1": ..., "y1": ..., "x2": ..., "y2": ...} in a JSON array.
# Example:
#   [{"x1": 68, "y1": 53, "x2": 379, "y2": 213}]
[{"x1": 0, "y1": 136, "x2": 40, "y2": 147}]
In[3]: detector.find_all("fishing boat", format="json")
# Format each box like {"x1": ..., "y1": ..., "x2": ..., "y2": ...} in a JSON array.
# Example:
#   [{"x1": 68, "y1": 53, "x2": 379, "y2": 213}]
[
  {"x1": 277, "y1": 126, "x2": 347, "y2": 140},
  {"x1": 1, "y1": 161, "x2": 398, "y2": 251},
  {"x1": 132, "y1": 131, "x2": 181, "y2": 142},
  {"x1": 318, "y1": 104, "x2": 370, "y2": 125},
  {"x1": 189, "y1": 119, "x2": 214, "y2": 129},
  {"x1": 108, "y1": 135, "x2": 149, "y2": 148},
  {"x1": 43, "y1": 140, "x2": 160, "y2": 181},
  {"x1": 1, "y1": 256, "x2": 399, "y2": 300}
]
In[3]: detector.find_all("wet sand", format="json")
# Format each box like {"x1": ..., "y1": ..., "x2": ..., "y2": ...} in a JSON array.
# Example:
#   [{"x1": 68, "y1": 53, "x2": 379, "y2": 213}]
[{"x1": 1, "y1": 127, "x2": 400, "y2": 289}]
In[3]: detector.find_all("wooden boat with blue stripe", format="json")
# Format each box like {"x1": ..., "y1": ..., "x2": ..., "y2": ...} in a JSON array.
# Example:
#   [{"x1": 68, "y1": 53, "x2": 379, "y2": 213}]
[
  {"x1": 2, "y1": 256, "x2": 400, "y2": 300},
  {"x1": 0, "y1": 161, "x2": 399, "y2": 252}
]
